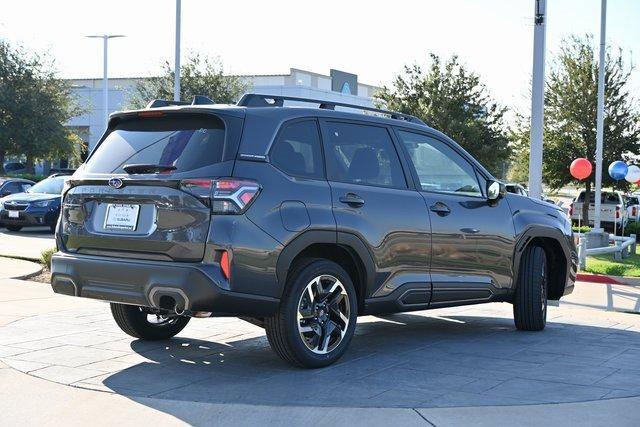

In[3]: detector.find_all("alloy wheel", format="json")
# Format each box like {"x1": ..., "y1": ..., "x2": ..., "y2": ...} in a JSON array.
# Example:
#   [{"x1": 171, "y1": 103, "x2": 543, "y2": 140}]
[{"x1": 297, "y1": 275, "x2": 350, "y2": 354}]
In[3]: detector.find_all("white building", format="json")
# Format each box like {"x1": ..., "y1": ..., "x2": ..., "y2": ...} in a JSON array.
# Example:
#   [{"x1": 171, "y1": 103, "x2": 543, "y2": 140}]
[{"x1": 66, "y1": 68, "x2": 380, "y2": 152}]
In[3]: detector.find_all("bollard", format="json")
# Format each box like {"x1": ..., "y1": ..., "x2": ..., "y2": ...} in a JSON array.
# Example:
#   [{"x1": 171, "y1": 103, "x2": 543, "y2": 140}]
[
  {"x1": 615, "y1": 240, "x2": 623, "y2": 260},
  {"x1": 632, "y1": 234, "x2": 637, "y2": 255},
  {"x1": 578, "y1": 237, "x2": 586, "y2": 270}
]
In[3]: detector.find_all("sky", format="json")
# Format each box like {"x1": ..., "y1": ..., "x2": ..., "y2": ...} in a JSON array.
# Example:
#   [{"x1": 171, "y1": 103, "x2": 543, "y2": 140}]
[{"x1": 1, "y1": 0, "x2": 639, "y2": 115}]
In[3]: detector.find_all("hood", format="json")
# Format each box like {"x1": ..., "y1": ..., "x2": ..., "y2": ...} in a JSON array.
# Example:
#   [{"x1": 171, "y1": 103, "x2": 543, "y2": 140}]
[{"x1": 1, "y1": 192, "x2": 61, "y2": 203}]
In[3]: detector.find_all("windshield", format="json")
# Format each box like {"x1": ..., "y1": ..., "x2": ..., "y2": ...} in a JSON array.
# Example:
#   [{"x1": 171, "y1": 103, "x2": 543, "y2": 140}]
[
  {"x1": 577, "y1": 192, "x2": 621, "y2": 205},
  {"x1": 28, "y1": 177, "x2": 68, "y2": 195},
  {"x1": 84, "y1": 115, "x2": 226, "y2": 174}
]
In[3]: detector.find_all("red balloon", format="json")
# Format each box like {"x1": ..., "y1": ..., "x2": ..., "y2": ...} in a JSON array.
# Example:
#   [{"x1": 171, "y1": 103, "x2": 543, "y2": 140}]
[{"x1": 570, "y1": 158, "x2": 593, "y2": 180}]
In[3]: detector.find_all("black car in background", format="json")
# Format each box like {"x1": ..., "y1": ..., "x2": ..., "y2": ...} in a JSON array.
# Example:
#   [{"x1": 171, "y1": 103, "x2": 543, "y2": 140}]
[
  {"x1": 0, "y1": 175, "x2": 70, "y2": 232},
  {"x1": 0, "y1": 177, "x2": 34, "y2": 197}
]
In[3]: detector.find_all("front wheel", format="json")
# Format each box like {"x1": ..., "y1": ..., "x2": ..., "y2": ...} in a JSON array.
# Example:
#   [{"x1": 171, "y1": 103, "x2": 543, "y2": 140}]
[
  {"x1": 513, "y1": 245, "x2": 548, "y2": 331},
  {"x1": 110, "y1": 303, "x2": 190, "y2": 340},
  {"x1": 265, "y1": 259, "x2": 358, "y2": 368}
]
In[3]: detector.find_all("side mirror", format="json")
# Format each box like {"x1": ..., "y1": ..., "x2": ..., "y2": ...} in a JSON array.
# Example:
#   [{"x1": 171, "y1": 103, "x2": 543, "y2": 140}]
[{"x1": 487, "y1": 180, "x2": 505, "y2": 201}]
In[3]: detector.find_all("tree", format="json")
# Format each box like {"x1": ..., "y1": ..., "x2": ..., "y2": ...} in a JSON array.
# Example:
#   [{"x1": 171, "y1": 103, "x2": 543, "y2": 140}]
[
  {"x1": 375, "y1": 54, "x2": 511, "y2": 175},
  {"x1": 127, "y1": 53, "x2": 248, "y2": 109},
  {"x1": 509, "y1": 35, "x2": 640, "y2": 222},
  {"x1": 0, "y1": 39, "x2": 84, "y2": 174}
]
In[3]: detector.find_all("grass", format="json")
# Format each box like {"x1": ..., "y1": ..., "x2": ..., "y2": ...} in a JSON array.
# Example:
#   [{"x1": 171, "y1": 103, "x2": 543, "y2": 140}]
[
  {"x1": 585, "y1": 252, "x2": 640, "y2": 277},
  {"x1": 40, "y1": 248, "x2": 55, "y2": 269}
]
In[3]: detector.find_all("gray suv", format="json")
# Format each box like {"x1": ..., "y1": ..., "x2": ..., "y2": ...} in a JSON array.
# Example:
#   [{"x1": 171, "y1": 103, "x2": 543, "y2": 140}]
[{"x1": 51, "y1": 94, "x2": 577, "y2": 368}]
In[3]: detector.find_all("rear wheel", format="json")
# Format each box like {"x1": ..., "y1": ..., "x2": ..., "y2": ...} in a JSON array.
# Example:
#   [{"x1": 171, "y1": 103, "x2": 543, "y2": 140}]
[
  {"x1": 265, "y1": 258, "x2": 357, "y2": 368},
  {"x1": 110, "y1": 303, "x2": 190, "y2": 340},
  {"x1": 513, "y1": 245, "x2": 548, "y2": 331},
  {"x1": 6, "y1": 225, "x2": 22, "y2": 232}
]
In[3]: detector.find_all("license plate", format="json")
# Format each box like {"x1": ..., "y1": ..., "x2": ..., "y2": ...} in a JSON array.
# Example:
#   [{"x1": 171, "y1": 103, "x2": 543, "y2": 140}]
[
  {"x1": 104, "y1": 204, "x2": 140, "y2": 231},
  {"x1": 8, "y1": 211, "x2": 19, "y2": 218}
]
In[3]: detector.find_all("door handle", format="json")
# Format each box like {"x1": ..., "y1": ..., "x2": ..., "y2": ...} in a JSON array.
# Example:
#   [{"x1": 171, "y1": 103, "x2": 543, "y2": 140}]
[
  {"x1": 429, "y1": 202, "x2": 451, "y2": 216},
  {"x1": 339, "y1": 193, "x2": 365, "y2": 207},
  {"x1": 461, "y1": 227, "x2": 480, "y2": 234}
]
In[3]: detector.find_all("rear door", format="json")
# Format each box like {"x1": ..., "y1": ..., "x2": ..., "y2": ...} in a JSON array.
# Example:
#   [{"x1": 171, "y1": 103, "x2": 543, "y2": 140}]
[
  {"x1": 61, "y1": 112, "x2": 242, "y2": 262},
  {"x1": 320, "y1": 120, "x2": 431, "y2": 305}
]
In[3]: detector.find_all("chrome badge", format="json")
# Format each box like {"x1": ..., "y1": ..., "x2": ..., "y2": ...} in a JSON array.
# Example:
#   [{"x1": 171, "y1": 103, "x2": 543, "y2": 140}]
[{"x1": 108, "y1": 178, "x2": 124, "y2": 189}]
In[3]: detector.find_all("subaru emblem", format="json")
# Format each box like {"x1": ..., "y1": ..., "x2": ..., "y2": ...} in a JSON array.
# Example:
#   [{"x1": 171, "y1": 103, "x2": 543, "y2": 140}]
[{"x1": 108, "y1": 178, "x2": 124, "y2": 189}]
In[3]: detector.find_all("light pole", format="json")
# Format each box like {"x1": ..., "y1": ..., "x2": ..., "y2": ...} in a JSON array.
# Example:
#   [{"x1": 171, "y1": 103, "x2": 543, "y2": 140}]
[
  {"x1": 593, "y1": 0, "x2": 607, "y2": 231},
  {"x1": 86, "y1": 34, "x2": 125, "y2": 134},
  {"x1": 528, "y1": 0, "x2": 546, "y2": 200},
  {"x1": 174, "y1": 0, "x2": 182, "y2": 101}
]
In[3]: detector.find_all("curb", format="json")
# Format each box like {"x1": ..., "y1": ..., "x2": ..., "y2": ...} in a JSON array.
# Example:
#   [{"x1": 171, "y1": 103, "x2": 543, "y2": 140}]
[{"x1": 576, "y1": 272, "x2": 640, "y2": 287}]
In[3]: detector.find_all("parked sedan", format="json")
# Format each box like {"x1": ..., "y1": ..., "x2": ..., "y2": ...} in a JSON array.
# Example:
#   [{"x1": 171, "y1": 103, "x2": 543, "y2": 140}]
[
  {"x1": 0, "y1": 175, "x2": 70, "y2": 232},
  {"x1": 0, "y1": 177, "x2": 34, "y2": 197}
]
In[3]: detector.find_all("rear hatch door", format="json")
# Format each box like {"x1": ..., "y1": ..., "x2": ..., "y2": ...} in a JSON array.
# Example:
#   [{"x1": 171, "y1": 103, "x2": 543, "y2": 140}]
[{"x1": 61, "y1": 111, "x2": 242, "y2": 262}]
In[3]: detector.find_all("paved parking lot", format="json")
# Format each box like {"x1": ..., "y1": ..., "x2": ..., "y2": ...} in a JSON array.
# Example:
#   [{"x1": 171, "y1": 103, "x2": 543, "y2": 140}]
[
  {"x1": 0, "y1": 226, "x2": 56, "y2": 260},
  {"x1": 2, "y1": 286, "x2": 640, "y2": 410}
]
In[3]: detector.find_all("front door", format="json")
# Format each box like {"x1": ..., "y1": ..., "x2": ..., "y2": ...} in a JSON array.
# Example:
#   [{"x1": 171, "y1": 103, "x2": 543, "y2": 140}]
[
  {"x1": 320, "y1": 120, "x2": 431, "y2": 308},
  {"x1": 395, "y1": 129, "x2": 515, "y2": 307}
]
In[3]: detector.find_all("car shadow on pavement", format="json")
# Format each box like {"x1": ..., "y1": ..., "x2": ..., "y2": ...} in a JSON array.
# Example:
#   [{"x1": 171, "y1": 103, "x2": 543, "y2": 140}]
[{"x1": 93, "y1": 311, "x2": 640, "y2": 423}]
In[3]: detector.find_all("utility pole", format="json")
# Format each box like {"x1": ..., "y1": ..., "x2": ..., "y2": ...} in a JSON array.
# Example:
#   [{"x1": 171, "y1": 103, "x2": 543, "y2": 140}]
[
  {"x1": 174, "y1": 0, "x2": 182, "y2": 101},
  {"x1": 86, "y1": 34, "x2": 125, "y2": 138},
  {"x1": 593, "y1": 0, "x2": 607, "y2": 231},
  {"x1": 528, "y1": 0, "x2": 546, "y2": 200}
]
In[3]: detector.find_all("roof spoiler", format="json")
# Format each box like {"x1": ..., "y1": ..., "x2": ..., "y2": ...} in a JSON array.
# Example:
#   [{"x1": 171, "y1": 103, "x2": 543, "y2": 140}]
[
  {"x1": 236, "y1": 93, "x2": 426, "y2": 125},
  {"x1": 146, "y1": 95, "x2": 215, "y2": 109}
]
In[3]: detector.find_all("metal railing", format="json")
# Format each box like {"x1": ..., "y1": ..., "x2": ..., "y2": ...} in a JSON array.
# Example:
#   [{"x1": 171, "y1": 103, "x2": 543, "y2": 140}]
[{"x1": 577, "y1": 233, "x2": 637, "y2": 269}]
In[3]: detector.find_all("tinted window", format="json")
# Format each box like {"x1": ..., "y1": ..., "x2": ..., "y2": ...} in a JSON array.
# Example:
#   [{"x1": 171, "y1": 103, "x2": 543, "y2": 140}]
[
  {"x1": 398, "y1": 131, "x2": 482, "y2": 197},
  {"x1": 577, "y1": 192, "x2": 621, "y2": 205},
  {"x1": 271, "y1": 120, "x2": 323, "y2": 179},
  {"x1": 84, "y1": 116, "x2": 226, "y2": 174},
  {"x1": 324, "y1": 122, "x2": 406, "y2": 189},
  {"x1": 3, "y1": 182, "x2": 23, "y2": 194}
]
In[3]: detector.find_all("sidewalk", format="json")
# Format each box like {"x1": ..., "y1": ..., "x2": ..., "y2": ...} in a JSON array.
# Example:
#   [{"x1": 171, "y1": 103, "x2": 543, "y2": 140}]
[{"x1": 0, "y1": 227, "x2": 55, "y2": 261}]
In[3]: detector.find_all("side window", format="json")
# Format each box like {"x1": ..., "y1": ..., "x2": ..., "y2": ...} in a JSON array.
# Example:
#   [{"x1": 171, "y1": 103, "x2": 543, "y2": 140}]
[
  {"x1": 397, "y1": 130, "x2": 482, "y2": 197},
  {"x1": 323, "y1": 122, "x2": 406, "y2": 189},
  {"x1": 271, "y1": 120, "x2": 323, "y2": 179},
  {"x1": 4, "y1": 182, "x2": 22, "y2": 194}
]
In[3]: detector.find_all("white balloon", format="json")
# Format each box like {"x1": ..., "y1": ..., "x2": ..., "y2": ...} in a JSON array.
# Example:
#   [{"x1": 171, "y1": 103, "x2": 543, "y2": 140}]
[{"x1": 626, "y1": 165, "x2": 640, "y2": 183}]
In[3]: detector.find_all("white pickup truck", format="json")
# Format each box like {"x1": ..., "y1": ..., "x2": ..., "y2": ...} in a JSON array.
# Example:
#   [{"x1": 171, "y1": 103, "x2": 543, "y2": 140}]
[
  {"x1": 625, "y1": 194, "x2": 640, "y2": 223},
  {"x1": 570, "y1": 190, "x2": 628, "y2": 232}
]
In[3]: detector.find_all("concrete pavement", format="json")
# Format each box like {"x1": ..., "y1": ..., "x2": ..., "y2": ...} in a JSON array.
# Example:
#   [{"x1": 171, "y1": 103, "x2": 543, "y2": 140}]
[
  {"x1": 0, "y1": 226, "x2": 55, "y2": 260},
  {"x1": 0, "y1": 256, "x2": 42, "y2": 279},
  {"x1": 1, "y1": 279, "x2": 640, "y2": 425}
]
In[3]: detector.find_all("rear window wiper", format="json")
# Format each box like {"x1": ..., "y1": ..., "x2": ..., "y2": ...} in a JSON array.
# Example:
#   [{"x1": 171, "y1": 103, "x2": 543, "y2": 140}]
[{"x1": 122, "y1": 164, "x2": 177, "y2": 174}]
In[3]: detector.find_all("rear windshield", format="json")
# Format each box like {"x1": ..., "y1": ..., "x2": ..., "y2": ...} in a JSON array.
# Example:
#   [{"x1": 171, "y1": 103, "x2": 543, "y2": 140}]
[
  {"x1": 84, "y1": 115, "x2": 226, "y2": 174},
  {"x1": 576, "y1": 192, "x2": 621, "y2": 204}
]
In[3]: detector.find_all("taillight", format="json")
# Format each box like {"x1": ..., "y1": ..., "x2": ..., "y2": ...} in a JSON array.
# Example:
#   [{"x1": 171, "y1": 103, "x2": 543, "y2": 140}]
[
  {"x1": 616, "y1": 206, "x2": 620, "y2": 219},
  {"x1": 633, "y1": 207, "x2": 637, "y2": 217},
  {"x1": 179, "y1": 178, "x2": 260, "y2": 214},
  {"x1": 568, "y1": 203, "x2": 573, "y2": 217}
]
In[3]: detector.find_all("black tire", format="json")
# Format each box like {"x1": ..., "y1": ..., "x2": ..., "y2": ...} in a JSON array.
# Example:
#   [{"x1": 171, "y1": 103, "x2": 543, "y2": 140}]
[
  {"x1": 110, "y1": 303, "x2": 190, "y2": 340},
  {"x1": 265, "y1": 258, "x2": 358, "y2": 368},
  {"x1": 513, "y1": 245, "x2": 548, "y2": 331},
  {"x1": 6, "y1": 225, "x2": 22, "y2": 232}
]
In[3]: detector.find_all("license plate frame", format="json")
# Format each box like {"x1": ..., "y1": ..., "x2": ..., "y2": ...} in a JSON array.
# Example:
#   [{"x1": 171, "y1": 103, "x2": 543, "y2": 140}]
[
  {"x1": 104, "y1": 203, "x2": 140, "y2": 231},
  {"x1": 8, "y1": 210, "x2": 19, "y2": 219}
]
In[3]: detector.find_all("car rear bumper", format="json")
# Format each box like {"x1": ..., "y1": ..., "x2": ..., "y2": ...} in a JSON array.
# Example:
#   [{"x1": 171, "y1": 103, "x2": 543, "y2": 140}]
[
  {"x1": 50, "y1": 252, "x2": 279, "y2": 317},
  {"x1": 0, "y1": 209, "x2": 57, "y2": 227}
]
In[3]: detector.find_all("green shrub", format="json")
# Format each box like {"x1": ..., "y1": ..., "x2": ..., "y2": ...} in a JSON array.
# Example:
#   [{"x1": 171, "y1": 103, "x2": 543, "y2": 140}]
[
  {"x1": 7, "y1": 173, "x2": 47, "y2": 182},
  {"x1": 623, "y1": 222, "x2": 640, "y2": 238},
  {"x1": 40, "y1": 248, "x2": 56, "y2": 269},
  {"x1": 572, "y1": 225, "x2": 592, "y2": 233}
]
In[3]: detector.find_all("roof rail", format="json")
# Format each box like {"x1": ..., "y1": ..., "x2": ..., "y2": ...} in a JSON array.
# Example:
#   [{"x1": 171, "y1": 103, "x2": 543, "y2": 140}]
[
  {"x1": 146, "y1": 95, "x2": 215, "y2": 109},
  {"x1": 236, "y1": 93, "x2": 426, "y2": 125}
]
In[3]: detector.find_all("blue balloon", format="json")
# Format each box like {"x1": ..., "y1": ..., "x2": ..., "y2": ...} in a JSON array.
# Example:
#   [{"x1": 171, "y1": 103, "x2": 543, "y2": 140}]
[{"x1": 608, "y1": 161, "x2": 628, "y2": 180}]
